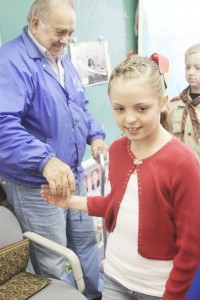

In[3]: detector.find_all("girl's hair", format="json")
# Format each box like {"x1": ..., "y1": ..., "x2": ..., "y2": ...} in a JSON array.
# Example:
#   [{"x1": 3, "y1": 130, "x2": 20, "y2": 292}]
[
  {"x1": 108, "y1": 55, "x2": 172, "y2": 132},
  {"x1": 27, "y1": 0, "x2": 74, "y2": 25}
]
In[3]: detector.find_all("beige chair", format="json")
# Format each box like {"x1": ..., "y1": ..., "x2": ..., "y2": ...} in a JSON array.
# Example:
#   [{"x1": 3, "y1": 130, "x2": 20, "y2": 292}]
[{"x1": 0, "y1": 205, "x2": 87, "y2": 300}]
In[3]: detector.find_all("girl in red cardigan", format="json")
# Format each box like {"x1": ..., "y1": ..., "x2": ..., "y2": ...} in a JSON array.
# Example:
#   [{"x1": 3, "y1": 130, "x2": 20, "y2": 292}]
[{"x1": 41, "y1": 54, "x2": 200, "y2": 300}]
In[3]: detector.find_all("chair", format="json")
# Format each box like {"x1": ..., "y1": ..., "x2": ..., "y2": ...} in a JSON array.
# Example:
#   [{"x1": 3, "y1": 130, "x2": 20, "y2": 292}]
[{"x1": 0, "y1": 205, "x2": 87, "y2": 300}]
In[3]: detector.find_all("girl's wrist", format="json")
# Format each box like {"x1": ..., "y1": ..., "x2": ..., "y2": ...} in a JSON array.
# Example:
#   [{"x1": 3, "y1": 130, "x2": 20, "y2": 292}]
[{"x1": 70, "y1": 195, "x2": 88, "y2": 212}]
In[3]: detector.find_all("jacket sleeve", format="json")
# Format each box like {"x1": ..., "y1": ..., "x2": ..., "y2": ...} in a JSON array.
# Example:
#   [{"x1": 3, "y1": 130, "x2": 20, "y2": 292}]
[
  {"x1": 0, "y1": 53, "x2": 55, "y2": 176},
  {"x1": 84, "y1": 98, "x2": 106, "y2": 144},
  {"x1": 163, "y1": 156, "x2": 200, "y2": 300},
  {"x1": 87, "y1": 194, "x2": 110, "y2": 217}
]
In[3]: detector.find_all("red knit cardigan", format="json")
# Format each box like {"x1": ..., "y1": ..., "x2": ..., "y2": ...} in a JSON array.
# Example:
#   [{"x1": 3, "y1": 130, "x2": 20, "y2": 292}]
[{"x1": 87, "y1": 136, "x2": 200, "y2": 300}]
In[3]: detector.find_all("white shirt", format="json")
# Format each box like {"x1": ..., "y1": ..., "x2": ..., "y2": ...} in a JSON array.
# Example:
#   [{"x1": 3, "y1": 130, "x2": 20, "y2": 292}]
[
  {"x1": 28, "y1": 29, "x2": 65, "y2": 88},
  {"x1": 104, "y1": 174, "x2": 173, "y2": 297}
]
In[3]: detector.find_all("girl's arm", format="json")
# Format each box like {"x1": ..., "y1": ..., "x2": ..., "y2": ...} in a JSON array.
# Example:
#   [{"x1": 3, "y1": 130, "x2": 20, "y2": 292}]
[{"x1": 41, "y1": 185, "x2": 88, "y2": 211}]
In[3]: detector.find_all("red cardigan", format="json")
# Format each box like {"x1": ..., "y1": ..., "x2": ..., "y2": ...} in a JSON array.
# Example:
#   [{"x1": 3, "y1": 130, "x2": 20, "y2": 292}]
[{"x1": 87, "y1": 136, "x2": 200, "y2": 300}]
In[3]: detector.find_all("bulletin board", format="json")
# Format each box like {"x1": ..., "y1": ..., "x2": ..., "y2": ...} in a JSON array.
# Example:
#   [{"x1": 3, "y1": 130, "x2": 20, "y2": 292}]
[{"x1": 0, "y1": 0, "x2": 138, "y2": 160}]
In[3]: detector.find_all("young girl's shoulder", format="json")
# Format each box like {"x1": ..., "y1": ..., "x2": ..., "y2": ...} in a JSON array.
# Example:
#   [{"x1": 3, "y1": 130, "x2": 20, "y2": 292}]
[
  {"x1": 109, "y1": 136, "x2": 128, "y2": 155},
  {"x1": 109, "y1": 137, "x2": 132, "y2": 166},
  {"x1": 110, "y1": 136, "x2": 127, "y2": 148},
  {"x1": 167, "y1": 137, "x2": 198, "y2": 165}
]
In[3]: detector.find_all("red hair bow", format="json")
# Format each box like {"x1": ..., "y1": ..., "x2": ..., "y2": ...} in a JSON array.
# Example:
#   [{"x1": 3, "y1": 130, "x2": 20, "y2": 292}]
[
  {"x1": 150, "y1": 53, "x2": 169, "y2": 74},
  {"x1": 126, "y1": 50, "x2": 136, "y2": 58}
]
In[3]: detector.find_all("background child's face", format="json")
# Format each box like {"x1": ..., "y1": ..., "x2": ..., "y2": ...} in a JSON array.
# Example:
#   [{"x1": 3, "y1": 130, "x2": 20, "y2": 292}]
[
  {"x1": 185, "y1": 52, "x2": 200, "y2": 93},
  {"x1": 109, "y1": 77, "x2": 165, "y2": 143}
]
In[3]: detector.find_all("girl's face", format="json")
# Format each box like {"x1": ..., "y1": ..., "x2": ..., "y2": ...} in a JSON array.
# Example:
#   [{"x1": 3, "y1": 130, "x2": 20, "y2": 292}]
[
  {"x1": 110, "y1": 77, "x2": 166, "y2": 144},
  {"x1": 185, "y1": 52, "x2": 200, "y2": 93}
]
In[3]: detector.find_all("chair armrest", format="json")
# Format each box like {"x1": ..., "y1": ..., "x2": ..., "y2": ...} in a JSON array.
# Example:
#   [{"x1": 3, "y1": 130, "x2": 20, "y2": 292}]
[{"x1": 23, "y1": 231, "x2": 85, "y2": 293}]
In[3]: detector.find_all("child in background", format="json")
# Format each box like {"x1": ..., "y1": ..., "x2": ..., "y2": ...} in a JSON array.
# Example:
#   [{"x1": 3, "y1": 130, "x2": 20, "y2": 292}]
[
  {"x1": 168, "y1": 43, "x2": 200, "y2": 160},
  {"x1": 41, "y1": 54, "x2": 200, "y2": 300}
]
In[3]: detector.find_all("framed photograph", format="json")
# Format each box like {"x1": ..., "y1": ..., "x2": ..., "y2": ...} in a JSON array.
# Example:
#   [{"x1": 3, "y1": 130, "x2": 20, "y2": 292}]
[{"x1": 70, "y1": 40, "x2": 111, "y2": 86}]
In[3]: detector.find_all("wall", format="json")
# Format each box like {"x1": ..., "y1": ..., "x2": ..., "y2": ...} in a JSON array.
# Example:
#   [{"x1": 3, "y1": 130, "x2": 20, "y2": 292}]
[
  {"x1": 138, "y1": 0, "x2": 200, "y2": 99},
  {"x1": 0, "y1": 0, "x2": 138, "y2": 160}
]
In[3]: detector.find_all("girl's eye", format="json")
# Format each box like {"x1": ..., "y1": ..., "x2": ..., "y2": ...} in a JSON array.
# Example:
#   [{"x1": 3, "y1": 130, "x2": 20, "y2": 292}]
[
  {"x1": 138, "y1": 107, "x2": 147, "y2": 112},
  {"x1": 113, "y1": 107, "x2": 124, "y2": 112}
]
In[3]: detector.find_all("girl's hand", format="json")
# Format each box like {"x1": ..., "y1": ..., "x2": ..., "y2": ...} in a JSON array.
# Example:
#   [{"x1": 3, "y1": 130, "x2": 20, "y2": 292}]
[
  {"x1": 41, "y1": 185, "x2": 88, "y2": 212},
  {"x1": 41, "y1": 184, "x2": 70, "y2": 208}
]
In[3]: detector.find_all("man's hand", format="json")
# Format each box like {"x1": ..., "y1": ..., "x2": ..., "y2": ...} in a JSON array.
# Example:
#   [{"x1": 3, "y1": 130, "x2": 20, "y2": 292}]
[
  {"x1": 43, "y1": 157, "x2": 75, "y2": 198},
  {"x1": 91, "y1": 139, "x2": 108, "y2": 163}
]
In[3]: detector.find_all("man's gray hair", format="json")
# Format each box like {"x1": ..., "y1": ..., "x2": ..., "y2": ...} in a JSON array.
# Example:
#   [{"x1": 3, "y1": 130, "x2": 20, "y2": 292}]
[{"x1": 27, "y1": 0, "x2": 74, "y2": 24}]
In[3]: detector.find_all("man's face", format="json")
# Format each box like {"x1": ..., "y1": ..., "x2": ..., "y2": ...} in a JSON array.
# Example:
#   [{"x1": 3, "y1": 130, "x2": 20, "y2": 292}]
[{"x1": 31, "y1": 5, "x2": 76, "y2": 59}]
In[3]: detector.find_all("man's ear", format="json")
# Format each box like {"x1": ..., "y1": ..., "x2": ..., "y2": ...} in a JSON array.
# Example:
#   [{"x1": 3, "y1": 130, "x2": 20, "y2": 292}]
[
  {"x1": 30, "y1": 17, "x2": 39, "y2": 35},
  {"x1": 161, "y1": 95, "x2": 168, "y2": 112}
]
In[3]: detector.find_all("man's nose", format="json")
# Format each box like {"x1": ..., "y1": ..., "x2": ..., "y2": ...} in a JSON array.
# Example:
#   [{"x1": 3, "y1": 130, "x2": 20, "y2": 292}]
[{"x1": 59, "y1": 34, "x2": 71, "y2": 44}]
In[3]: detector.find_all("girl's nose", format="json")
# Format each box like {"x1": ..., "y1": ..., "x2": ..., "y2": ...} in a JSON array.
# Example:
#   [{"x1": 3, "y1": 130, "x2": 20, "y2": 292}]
[{"x1": 125, "y1": 112, "x2": 137, "y2": 123}]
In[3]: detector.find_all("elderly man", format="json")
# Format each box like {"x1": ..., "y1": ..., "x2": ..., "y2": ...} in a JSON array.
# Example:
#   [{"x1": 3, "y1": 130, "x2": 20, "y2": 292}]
[{"x1": 0, "y1": 1, "x2": 107, "y2": 299}]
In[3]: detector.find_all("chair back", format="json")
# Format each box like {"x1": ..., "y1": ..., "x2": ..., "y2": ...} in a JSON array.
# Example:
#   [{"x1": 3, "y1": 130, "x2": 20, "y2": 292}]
[{"x1": 0, "y1": 206, "x2": 23, "y2": 248}]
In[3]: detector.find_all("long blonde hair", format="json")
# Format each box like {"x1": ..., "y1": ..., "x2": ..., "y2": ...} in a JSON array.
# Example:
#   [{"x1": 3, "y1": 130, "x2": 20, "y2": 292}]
[{"x1": 108, "y1": 55, "x2": 172, "y2": 132}]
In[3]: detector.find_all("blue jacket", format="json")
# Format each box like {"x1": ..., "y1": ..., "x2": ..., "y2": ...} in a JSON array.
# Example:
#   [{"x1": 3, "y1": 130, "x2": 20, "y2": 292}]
[{"x1": 0, "y1": 27, "x2": 105, "y2": 187}]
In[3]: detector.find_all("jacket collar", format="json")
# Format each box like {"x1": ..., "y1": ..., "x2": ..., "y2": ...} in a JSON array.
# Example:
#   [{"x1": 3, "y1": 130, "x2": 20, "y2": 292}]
[{"x1": 21, "y1": 26, "x2": 44, "y2": 60}]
